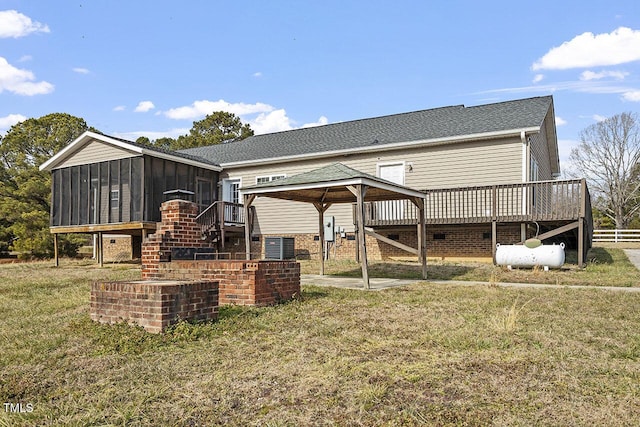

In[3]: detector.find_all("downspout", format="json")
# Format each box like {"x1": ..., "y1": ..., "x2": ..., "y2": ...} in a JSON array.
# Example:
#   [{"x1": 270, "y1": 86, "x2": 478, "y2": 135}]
[{"x1": 521, "y1": 130, "x2": 529, "y2": 183}]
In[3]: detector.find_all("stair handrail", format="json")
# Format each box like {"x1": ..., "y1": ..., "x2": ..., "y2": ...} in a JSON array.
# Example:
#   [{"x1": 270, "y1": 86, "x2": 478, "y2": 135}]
[{"x1": 195, "y1": 201, "x2": 220, "y2": 232}]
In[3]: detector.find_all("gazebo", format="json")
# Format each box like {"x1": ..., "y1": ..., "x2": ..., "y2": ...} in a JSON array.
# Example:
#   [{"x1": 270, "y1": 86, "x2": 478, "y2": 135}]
[{"x1": 241, "y1": 163, "x2": 427, "y2": 289}]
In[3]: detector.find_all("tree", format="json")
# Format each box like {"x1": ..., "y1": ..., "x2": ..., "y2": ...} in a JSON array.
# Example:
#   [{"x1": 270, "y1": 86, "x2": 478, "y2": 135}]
[
  {"x1": 0, "y1": 113, "x2": 90, "y2": 257},
  {"x1": 172, "y1": 111, "x2": 253, "y2": 149},
  {"x1": 569, "y1": 112, "x2": 640, "y2": 229}
]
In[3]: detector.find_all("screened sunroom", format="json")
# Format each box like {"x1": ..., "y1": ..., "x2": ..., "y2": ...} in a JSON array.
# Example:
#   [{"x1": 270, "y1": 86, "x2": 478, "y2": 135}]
[{"x1": 40, "y1": 131, "x2": 221, "y2": 264}]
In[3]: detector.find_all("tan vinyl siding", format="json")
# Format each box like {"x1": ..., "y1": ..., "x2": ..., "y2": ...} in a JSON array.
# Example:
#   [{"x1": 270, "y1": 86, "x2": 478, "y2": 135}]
[
  {"x1": 55, "y1": 139, "x2": 139, "y2": 169},
  {"x1": 529, "y1": 119, "x2": 553, "y2": 181},
  {"x1": 226, "y1": 136, "x2": 523, "y2": 235}
]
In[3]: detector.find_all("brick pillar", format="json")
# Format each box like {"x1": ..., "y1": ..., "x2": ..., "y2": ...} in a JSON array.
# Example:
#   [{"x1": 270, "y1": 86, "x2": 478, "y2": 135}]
[{"x1": 142, "y1": 200, "x2": 208, "y2": 279}]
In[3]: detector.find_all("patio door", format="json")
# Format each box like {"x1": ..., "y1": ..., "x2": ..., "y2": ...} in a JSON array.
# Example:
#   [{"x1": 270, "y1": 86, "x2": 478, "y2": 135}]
[
  {"x1": 222, "y1": 178, "x2": 242, "y2": 223},
  {"x1": 377, "y1": 163, "x2": 405, "y2": 221}
]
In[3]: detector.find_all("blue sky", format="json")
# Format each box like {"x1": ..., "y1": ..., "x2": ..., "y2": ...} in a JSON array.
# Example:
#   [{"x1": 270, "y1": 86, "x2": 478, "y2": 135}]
[{"x1": 1, "y1": 1, "x2": 639, "y2": 172}]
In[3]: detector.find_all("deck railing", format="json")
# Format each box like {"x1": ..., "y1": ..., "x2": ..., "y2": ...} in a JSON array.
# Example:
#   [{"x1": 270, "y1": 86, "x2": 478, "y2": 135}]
[
  {"x1": 365, "y1": 179, "x2": 590, "y2": 226},
  {"x1": 195, "y1": 201, "x2": 245, "y2": 233}
]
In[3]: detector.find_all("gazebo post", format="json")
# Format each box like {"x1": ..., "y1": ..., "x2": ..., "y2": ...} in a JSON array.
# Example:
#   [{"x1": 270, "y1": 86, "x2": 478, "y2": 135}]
[
  {"x1": 243, "y1": 194, "x2": 256, "y2": 260},
  {"x1": 317, "y1": 205, "x2": 325, "y2": 275},
  {"x1": 313, "y1": 202, "x2": 331, "y2": 276},
  {"x1": 347, "y1": 184, "x2": 369, "y2": 289}
]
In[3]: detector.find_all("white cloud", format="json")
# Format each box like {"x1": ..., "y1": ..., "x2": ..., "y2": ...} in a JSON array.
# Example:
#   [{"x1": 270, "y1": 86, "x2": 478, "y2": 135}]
[
  {"x1": 72, "y1": 67, "x2": 90, "y2": 74},
  {"x1": 113, "y1": 105, "x2": 126, "y2": 112},
  {"x1": 134, "y1": 101, "x2": 155, "y2": 113},
  {"x1": 532, "y1": 27, "x2": 640, "y2": 70},
  {"x1": 253, "y1": 71, "x2": 263, "y2": 78},
  {"x1": 18, "y1": 55, "x2": 32, "y2": 63},
  {"x1": 558, "y1": 138, "x2": 579, "y2": 170},
  {"x1": 301, "y1": 116, "x2": 329, "y2": 128},
  {"x1": 622, "y1": 91, "x2": 640, "y2": 102},
  {"x1": 580, "y1": 70, "x2": 629, "y2": 81},
  {"x1": 249, "y1": 111, "x2": 330, "y2": 134},
  {"x1": 250, "y1": 109, "x2": 293, "y2": 134},
  {"x1": 114, "y1": 128, "x2": 190, "y2": 141},
  {"x1": 0, "y1": 113, "x2": 26, "y2": 130},
  {"x1": 0, "y1": 56, "x2": 54, "y2": 95},
  {"x1": 532, "y1": 74, "x2": 544, "y2": 83},
  {"x1": 555, "y1": 116, "x2": 567, "y2": 126},
  {"x1": 163, "y1": 98, "x2": 330, "y2": 135},
  {"x1": 475, "y1": 80, "x2": 635, "y2": 97},
  {"x1": 593, "y1": 114, "x2": 607, "y2": 122},
  {"x1": 0, "y1": 10, "x2": 49, "y2": 38},
  {"x1": 164, "y1": 99, "x2": 275, "y2": 120}
]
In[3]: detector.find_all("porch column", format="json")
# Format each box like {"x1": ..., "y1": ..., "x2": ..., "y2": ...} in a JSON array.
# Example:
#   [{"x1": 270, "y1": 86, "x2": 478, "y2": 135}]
[{"x1": 243, "y1": 194, "x2": 256, "y2": 260}]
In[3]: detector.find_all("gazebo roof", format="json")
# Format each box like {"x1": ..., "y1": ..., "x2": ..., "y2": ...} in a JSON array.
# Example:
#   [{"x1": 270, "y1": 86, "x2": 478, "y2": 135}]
[{"x1": 241, "y1": 163, "x2": 425, "y2": 203}]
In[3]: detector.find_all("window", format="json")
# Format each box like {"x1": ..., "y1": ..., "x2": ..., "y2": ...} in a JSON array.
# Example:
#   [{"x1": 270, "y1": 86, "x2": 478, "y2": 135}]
[
  {"x1": 110, "y1": 190, "x2": 120, "y2": 205},
  {"x1": 530, "y1": 157, "x2": 539, "y2": 182},
  {"x1": 256, "y1": 174, "x2": 286, "y2": 184}
]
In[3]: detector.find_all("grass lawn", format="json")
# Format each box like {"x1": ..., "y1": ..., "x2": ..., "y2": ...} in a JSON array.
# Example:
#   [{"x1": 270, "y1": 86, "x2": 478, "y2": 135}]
[
  {"x1": 300, "y1": 247, "x2": 640, "y2": 288},
  {"x1": 1, "y1": 257, "x2": 640, "y2": 426}
]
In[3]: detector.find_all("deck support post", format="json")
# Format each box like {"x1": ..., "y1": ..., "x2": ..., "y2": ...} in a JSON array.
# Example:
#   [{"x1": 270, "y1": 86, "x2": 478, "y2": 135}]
[
  {"x1": 578, "y1": 178, "x2": 588, "y2": 268},
  {"x1": 491, "y1": 221, "x2": 497, "y2": 264},
  {"x1": 578, "y1": 219, "x2": 584, "y2": 268},
  {"x1": 411, "y1": 197, "x2": 428, "y2": 280},
  {"x1": 98, "y1": 232, "x2": 103, "y2": 267},
  {"x1": 243, "y1": 194, "x2": 256, "y2": 260},
  {"x1": 53, "y1": 233, "x2": 59, "y2": 267}
]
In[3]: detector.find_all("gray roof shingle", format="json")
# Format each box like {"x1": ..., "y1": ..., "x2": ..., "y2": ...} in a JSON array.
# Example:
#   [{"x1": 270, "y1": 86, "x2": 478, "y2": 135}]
[{"x1": 179, "y1": 96, "x2": 552, "y2": 165}]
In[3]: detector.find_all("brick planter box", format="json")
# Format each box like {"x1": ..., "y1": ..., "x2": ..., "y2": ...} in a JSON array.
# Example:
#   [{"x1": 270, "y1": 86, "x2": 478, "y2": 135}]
[
  {"x1": 90, "y1": 280, "x2": 219, "y2": 333},
  {"x1": 155, "y1": 260, "x2": 300, "y2": 306}
]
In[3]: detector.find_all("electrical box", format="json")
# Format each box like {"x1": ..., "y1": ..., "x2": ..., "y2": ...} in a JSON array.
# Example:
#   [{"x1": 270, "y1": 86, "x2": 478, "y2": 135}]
[
  {"x1": 324, "y1": 216, "x2": 335, "y2": 242},
  {"x1": 264, "y1": 237, "x2": 295, "y2": 260}
]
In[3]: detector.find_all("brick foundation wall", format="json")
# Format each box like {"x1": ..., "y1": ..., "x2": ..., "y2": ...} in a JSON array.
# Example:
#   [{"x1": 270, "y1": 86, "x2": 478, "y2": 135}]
[
  {"x1": 103, "y1": 235, "x2": 132, "y2": 262},
  {"x1": 157, "y1": 260, "x2": 300, "y2": 306},
  {"x1": 90, "y1": 280, "x2": 219, "y2": 333},
  {"x1": 256, "y1": 224, "x2": 528, "y2": 261}
]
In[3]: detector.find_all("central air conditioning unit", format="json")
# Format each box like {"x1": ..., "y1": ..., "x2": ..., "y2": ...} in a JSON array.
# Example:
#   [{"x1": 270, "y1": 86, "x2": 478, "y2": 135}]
[{"x1": 264, "y1": 237, "x2": 295, "y2": 260}]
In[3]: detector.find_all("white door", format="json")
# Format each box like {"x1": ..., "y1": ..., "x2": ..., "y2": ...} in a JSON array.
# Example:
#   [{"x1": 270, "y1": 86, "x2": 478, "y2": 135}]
[
  {"x1": 222, "y1": 178, "x2": 242, "y2": 223},
  {"x1": 222, "y1": 178, "x2": 241, "y2": 204},
  {"x1": 377, "y1": 163, "x2": 405, "y2": 221}
]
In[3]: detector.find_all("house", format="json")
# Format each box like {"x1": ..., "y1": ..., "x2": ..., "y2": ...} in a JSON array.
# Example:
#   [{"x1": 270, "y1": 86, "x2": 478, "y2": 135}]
[
  {"x1": 40, "y1": 95, "x2": 593, "y2": 265},
  {"x1": 181, "y1": 95, "x2": 591, "y2": 263}
]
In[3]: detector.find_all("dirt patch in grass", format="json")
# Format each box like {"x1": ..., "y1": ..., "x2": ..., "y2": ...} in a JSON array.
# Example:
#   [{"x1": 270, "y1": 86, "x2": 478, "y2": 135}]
[{"x1": 1, "y1": 260, "x2": 640, "y2": 425}]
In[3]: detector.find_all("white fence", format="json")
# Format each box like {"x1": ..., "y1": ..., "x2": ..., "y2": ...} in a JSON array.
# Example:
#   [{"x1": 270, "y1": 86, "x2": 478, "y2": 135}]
[{"x1": 593, "y1": 229, "x2": 640, "y2": 242}]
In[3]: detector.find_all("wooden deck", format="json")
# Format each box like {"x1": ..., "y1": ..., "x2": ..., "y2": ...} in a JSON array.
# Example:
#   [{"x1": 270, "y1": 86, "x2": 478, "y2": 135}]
[
  {"x1": 364, "y1": 179, "x2": 593, "y2": 267},
  {"x1": 365, "y1": 179, "x2": 592, "y2": 226}
]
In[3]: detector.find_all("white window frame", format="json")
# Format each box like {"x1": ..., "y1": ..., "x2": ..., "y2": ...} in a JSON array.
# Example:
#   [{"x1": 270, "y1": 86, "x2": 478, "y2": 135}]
[
  {"x1": 376, "y1": 161, "x2": 406, "y2": 185},
  {"x1": 255, "y1": 174, "x2": 287, "y2": 185}
]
